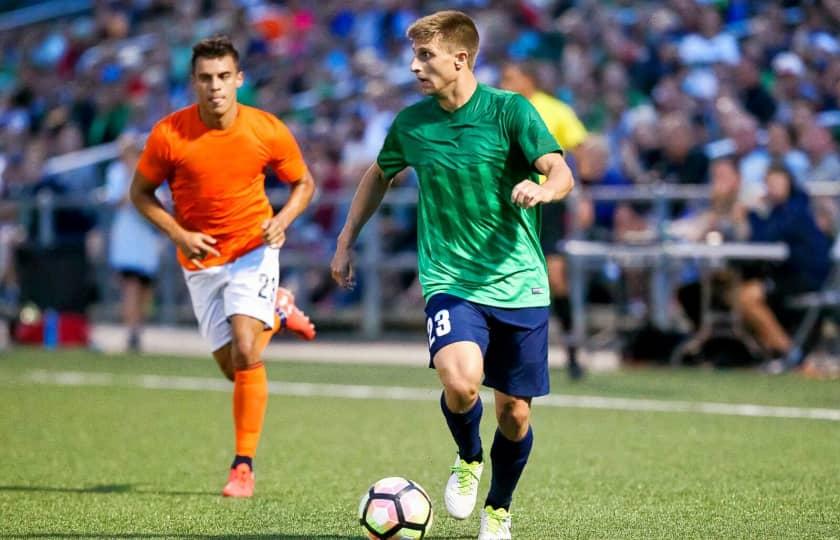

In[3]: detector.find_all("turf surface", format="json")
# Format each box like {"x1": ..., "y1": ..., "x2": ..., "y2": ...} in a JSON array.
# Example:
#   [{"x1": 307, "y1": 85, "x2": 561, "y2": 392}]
[{"x1": 1, "y1": 348, "x2": 838, "y2": 539}]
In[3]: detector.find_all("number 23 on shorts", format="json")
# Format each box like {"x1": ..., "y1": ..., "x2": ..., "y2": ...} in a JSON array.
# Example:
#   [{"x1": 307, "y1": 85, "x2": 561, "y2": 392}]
[{"x1": 426, "y1": 309, "x2": 451, "y2": 346}]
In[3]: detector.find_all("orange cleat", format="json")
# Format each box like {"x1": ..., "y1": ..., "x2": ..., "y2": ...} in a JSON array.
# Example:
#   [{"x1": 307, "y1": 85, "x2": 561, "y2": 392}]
[
  {"x1": 275, "y1": 287, "x2": 316, "y2": 341},
  {"x1": 222, "y1": 463, "x2": 255, "y2": 498}
]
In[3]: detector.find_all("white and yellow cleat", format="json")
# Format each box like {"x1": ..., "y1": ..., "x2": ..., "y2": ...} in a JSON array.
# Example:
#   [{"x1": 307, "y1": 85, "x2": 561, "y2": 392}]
[
  {"x1": 444, "y1": 454, "x2": 484, "y2": 519},
  {"x1": 478, "y1": 505, "x2": 512, "y2": 540}
]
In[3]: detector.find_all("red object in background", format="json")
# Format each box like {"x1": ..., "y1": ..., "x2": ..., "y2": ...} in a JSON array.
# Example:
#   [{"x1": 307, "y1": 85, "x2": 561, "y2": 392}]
[
  {"x1": 253, "y1": 7, "x2": 290, "y2": 41},
  {"x1": 13, "y1": 312, "x2": 90, "y2": 346}
]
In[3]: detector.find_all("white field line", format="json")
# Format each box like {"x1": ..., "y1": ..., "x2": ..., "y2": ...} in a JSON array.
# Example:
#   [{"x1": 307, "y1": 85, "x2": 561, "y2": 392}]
[{"x1": 22, "y1": 369, "x2": 840, "y2": 422}]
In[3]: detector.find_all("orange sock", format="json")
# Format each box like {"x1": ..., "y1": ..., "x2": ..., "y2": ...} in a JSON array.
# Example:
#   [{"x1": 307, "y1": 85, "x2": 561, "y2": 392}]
[{"x1": 233, "y1": 361, "x2": 268, "y2": 458}]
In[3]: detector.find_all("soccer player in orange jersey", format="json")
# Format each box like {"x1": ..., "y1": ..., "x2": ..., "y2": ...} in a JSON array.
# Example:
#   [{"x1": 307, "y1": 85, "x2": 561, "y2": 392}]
[{"x1": 130, "y1": 36, "x2": 316, "y2": 498}]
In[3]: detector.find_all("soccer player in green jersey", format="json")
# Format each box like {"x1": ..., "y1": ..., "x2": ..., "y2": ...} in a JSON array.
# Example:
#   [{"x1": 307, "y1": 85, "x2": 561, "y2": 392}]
[{"x1": 331, "y1": 11, "x2": 574, "y2": 539}]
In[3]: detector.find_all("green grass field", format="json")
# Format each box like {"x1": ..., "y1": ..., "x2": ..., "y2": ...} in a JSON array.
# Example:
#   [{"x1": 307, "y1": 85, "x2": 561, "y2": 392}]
[{"x1": 1, "y1": 348, "x2": 839, "y2": 539}]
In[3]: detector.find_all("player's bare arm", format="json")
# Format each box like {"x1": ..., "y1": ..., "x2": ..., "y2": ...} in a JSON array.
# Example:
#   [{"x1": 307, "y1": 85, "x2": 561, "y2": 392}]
[
  {"x1": 511, "y1": 152, "x2": 574, "y2": 209},
  {"x1": 130, "y1": 169, "x2": 220, "y2": 268},
  {"x1": 262, "y1": 167, "x2": 316, "y2": 249},
  {"x1": 331, "y1": 162, "x2": 397, "y2": 289}
]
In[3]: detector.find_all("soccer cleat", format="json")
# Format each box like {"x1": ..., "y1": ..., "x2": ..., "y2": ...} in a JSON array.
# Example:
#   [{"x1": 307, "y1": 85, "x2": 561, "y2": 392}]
[
  {"x1": 444, "y1": 454, "x2": 484, "y2": 519},
  {"x1": 275, "y1": 287, "x2": 316, "y2": 341},
  {"x1": 478, "y1": 506, "x2": 512, "y2": 540},
  {"x1": 221, "y1": 463, "x2": 255, "y2": 498}
]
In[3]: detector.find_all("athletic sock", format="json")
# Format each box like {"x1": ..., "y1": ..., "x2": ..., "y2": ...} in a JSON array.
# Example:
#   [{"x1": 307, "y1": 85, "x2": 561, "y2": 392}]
[
  {"x1": 485, "y1": 426, "x2": 533, "y2": 510},
  {"x1": 231, "y1": 454, "x2": 253, "y2": 471},
  {"x1": 440, "y1": 392, "x2": 483, "y2": 463},
  {"x1": 233, "y1": 362, "x2": 268, "y2": 460}
]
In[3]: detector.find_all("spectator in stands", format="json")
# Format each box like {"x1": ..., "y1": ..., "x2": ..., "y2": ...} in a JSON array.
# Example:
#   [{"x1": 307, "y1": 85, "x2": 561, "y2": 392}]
[
  {"x1": 734, "y1": 58, "x2": 777, "y2": 125},
  {"x1": 678, "y1": 5, "x2": 740, "y2": 67},
  {"x1": 737, "y1": 163, "x2": 833, "y2": 369},
  {"x1": 576, "y1": 134, "x2": 634, "y2": 235},
  {"x1": 771, "y1": 52, "x2": 811, "y2": 124},
  {"x1": 729, "y1": 113, "x2": 770, "y2": 208},
  {"x1": 669, "y1": 157, "x2": 749, "y2": 243},
  {"x1": 800, "y1": 123, "x2": 840, "y2": 236},
  {"x1": 790, "y1": 100, "x2": 819, "y2": 144},
  {"x1": 766, "y1": 121, "x2": 809, "y2": 183},
  {"x1": 103, "y1": 134, "x2": 161, "y2": 352},
  {"x1": 670, "y1": 157, "x2": 749, "y2": 330},
  {"x1": 802, "y1": 124, "x2": 840, "y2": 183},
  {"x1": 0, "y1": 136, "x2": 46, "y2": 305},
  {"x1": 654, "y1": 112, "x2": 709, "y2": 185},
  {"x1": 49, "y1": 123, "x2": 98, "y2": 193},
  {"x1": 619, "y1": 108, "x2": 661, "y2": 184},
  {"x1": 0, "y1": 199, "x2": 22, "y2": 307}
]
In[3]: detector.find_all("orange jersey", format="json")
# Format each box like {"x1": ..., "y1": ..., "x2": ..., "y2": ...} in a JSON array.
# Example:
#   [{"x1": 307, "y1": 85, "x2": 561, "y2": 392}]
[{"x1": 137, "y1": 104, "x2": 306, "y2": 270}]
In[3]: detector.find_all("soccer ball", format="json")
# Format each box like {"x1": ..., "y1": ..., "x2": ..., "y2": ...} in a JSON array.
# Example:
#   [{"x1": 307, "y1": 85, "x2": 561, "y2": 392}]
[{"x1": 358, "y1": 477, "x2": 433, "y2": 539}]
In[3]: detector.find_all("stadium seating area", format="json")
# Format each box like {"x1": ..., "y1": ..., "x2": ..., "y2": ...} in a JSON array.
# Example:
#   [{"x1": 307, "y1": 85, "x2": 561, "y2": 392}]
[{"x1": 0, "y1": 0, "x2": 838, "y2": 364}]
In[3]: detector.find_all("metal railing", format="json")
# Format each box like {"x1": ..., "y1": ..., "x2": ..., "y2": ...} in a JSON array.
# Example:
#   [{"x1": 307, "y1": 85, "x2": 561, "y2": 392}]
[{"x1": 8, "y1": 151, "x2": 839, "y2": 338}]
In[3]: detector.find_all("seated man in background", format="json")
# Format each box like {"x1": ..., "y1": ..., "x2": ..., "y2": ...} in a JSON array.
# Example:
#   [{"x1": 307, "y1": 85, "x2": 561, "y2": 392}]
[
  {"x1": 669, "y1": 157, "x2": 749, "y2": 244},
  {"x1": 670, "y1": 157, "x2": 749, "y2": 332},
  {"x1": 737, "y1": 163, "x2": 832, "y2": 370}
]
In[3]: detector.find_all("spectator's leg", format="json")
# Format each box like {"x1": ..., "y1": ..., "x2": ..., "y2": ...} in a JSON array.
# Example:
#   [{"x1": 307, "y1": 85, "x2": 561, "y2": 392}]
[
  {"x1": 677, "y1": 281, "x2": 702, "y2": 331},
  {"x1": 121, "y1": 275, "x2": 144, "y2": 352},
  {"x1": 737, "y1": 279, "x2": 792, "y2": 354},
  {"x1": 0, "y1": 225, "x2": 21, "y2": 300}
]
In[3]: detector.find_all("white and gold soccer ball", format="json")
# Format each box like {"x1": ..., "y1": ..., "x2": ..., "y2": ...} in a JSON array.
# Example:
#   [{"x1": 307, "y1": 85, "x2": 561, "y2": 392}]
[{"x1": 358, "y1": 477, "x2": 433, "y2": 539}]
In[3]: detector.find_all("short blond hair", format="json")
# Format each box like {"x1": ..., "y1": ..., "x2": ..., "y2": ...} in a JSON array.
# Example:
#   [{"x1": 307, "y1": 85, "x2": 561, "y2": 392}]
[{"x1": 407, "y1": 10, "x2": 480, "y2": 69}]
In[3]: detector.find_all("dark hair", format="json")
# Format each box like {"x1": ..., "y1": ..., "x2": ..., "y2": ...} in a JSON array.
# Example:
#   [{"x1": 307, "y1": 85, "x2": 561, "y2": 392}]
[
  {"x1": 765, "y1": 160, "x2": 794, "y2": 183},
  {"x1": 504, "y1": 60, "x2": 543, "y2": 89},
  {"x1": 191, "y1": 35, "x2": 239, "y2": 73},
  {"x1": 711, "y1": 155, "x2": 738, "y2": 171}
]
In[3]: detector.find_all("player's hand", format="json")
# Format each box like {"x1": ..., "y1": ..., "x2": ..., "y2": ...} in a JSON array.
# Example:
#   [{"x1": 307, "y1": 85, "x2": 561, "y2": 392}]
[
  {"x1": 262, "y1": 216, "x2": 288, "y2": 249},
  {"x1": 175, "y1": 231, "x2": 220, "y2": 269},
  {"x1": 511, "y1": 180, "x2": 554, "y2": 208},
  {"x1": 330, "y1": 246, "x2": 356, "y2": 290}
]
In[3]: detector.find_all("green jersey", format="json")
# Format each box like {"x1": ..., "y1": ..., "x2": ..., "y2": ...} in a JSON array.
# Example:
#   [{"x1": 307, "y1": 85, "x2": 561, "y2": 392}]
[{"x1": 377, "y1": 84, "x2": 562, "y2": 308}]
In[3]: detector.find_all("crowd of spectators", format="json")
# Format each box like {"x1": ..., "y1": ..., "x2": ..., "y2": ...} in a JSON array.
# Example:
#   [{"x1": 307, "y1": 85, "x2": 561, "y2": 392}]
[{"x1": 0, "y1": 0, "x2": 838, "y2": 348}]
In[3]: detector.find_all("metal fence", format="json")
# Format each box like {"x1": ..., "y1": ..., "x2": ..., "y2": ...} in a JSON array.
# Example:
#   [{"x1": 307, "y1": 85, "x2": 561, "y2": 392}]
[{"x1": 11, "y1": 175, "x2": 839, "y2": 341}]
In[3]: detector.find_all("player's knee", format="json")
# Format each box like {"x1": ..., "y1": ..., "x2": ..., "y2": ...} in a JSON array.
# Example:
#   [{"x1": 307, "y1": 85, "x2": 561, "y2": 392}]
[
  {"x1": 497, "y1": 400, "x2": 530, "y2": 433},
  {"x1": 443, "y1": 380, "x2": 479, "y2": 410},
  {"x1": 231, "y1": 339, "x2": 260, "y2": 369}
]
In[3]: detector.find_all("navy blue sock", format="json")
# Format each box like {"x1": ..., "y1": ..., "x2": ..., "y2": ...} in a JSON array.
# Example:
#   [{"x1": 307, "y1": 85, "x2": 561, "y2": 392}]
[
  {"x1": 485, "y1": 426, "x2": 533, "y2": 510},
  {"x1": 440, "y1": 392, "x2": 483, "y2": 463},
  {"x1": 231, "y1": 455, "x2": 253, "y2": 471}
]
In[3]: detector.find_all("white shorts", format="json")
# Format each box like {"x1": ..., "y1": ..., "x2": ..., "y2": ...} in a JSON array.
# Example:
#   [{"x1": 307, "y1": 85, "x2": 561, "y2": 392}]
[{"x1": 183, "y1": 245, "x2": 279, "y2": 352}]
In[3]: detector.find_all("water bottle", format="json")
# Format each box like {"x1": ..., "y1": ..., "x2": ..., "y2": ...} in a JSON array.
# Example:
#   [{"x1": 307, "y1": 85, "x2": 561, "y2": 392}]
[{"x1": 43, "y1": 309, "x2": 59, "y2": 350}]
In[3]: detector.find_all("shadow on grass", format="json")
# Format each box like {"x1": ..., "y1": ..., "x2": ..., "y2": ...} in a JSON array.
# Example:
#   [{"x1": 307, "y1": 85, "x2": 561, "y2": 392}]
[
  {"x1": 0, "y1": 536, "x2": 473, "y2": 540},
  {"x1": 0, "y1": 531, "x2": 473, "y2": 539},
  {"x1": 0, "y1": 536, "x2": 360, "y2": 539},
  {"x1": 0, "y1": 486, "x2": 474, "y2": 539},
  {"x1": 0, "y1": 484, "x2": 217, "y2": 496}
]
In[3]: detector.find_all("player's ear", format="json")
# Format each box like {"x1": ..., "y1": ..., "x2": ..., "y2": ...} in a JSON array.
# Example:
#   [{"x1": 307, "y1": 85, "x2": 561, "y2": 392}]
[
  {"x1": 455, "y1": 50, "x2": 469, "y2": 70},
  {"x1": 235, "y1": 70, "x2": 244, "y2": 89}
]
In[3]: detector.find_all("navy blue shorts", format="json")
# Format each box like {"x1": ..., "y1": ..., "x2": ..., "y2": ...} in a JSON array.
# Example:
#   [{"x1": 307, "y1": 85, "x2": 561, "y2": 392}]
[{"x1": 424, "y1": 293, "x2": 550, "y2": 397}]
